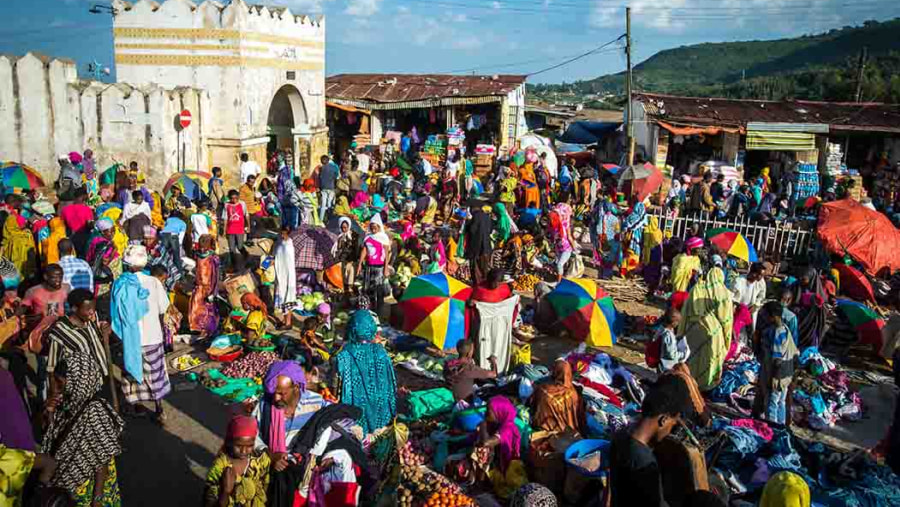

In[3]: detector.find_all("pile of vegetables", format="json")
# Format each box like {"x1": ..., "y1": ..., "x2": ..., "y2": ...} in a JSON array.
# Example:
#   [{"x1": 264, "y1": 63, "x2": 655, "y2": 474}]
[
  {"x1": 390, "y1": 351, "x2": 445, "y2": 374},
  {"x1": 390, "y1": 265, "x2": 414, "y2": 290},
  {"x1": 221, "y1": 350, "x2": 279, "y2": 379},
  {"x1": 332, "y1": 311, "x2": 351, "y2": 328},
  {"x1": 423, "y1": 491, "x2": 474, "y2": 507},
  {"x1": 396, "y1": 464, "x2": 465, "y2": 507},
  {"x1": 512, "y1": 274, "x2": 541, "y2": 292},
  {"x1": 298, "y1": 291, "x2": 328, "y2": 312}
]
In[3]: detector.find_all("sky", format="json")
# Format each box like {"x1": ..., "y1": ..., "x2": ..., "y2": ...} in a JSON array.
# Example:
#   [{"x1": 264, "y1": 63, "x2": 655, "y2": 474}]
[{"x1": 2, "y1": 0, "x2": 899, "y2": 84}]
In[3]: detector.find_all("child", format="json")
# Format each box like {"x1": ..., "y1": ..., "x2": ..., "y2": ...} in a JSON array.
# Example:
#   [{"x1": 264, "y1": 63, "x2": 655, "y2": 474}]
[
  {"x1": 757, "y1": 300, "x2": 798, "y2": 425},
  {"x1": 204, "y1": 414, "x2": 270, "y2": 507},
  {"x1": 151, "y1": 265, "x2": 182, "y2": 352},
  {"x1": 651, "y1": 308, "x2": 690, "y2": 373},
  {"x1": 190, "y1": 200, "x2": 215, "y2": 252},
  {"x1": 239, "y1": 292, "x2": 269, "y2": 341},
  {"x1": 223, "y1": 190, "x2": 250, "y2": 270},
  {"x1": 298, "y1": 317, "x2": 329, "y2": 366}
]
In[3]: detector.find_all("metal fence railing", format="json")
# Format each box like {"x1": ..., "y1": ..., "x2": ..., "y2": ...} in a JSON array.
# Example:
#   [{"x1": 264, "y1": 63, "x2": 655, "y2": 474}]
[{"x1": 650, "y1": 209, "x2": 816, "y2": 262}]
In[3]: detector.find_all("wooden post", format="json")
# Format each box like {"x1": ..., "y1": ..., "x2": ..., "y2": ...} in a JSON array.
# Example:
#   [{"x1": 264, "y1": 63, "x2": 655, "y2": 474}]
[{"x1": 626, "y1": 7, "x2": 634, "y2": 166}]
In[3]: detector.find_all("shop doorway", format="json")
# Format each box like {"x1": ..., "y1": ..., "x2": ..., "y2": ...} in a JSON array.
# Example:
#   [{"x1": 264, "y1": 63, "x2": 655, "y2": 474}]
[{"x1": 267, "y1": 85, "x2": 308, "y2": 168}]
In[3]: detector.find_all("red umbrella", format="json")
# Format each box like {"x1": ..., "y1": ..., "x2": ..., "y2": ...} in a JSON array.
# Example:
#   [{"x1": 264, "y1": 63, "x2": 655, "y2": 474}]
[
  {"x1": 620, "y1": 163, "x2": 664, "y2": 202},
  {"x1": 832, "y1": 263, "x2": 875, "y2": 302},
  {"x1": 819, "y1": 199, "x2": 900, "y2": 277}
]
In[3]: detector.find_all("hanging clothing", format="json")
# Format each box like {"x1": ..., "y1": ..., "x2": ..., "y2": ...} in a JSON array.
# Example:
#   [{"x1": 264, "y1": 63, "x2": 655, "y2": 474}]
[
  {"x1": 474, "y1": 295, "x2": 519, "y2": 375},
  {"x1": 41, "y1": 352, "x2": 124, "y2": 497},
  {"x1": 679, "y1": 268, "x2": 733, "y2": 391},
  {"x1": 274, "y1": 237, "x2": 297, "y2": 313}
]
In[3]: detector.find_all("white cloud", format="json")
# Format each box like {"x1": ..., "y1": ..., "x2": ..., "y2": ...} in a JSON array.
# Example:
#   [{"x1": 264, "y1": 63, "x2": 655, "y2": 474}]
[
  {"x1": 588, "y1": 0, "x2": 844, "y2": 33},
  {"x1": 268, "y1": 0, "x2": 334, "y2": 12},
  {"x1": 397, "y1": 5, "x2": 410, "y2": 14},
  {"x1": 345, "y1": 0, "x2": 382, "y2": 16},
  {"x1": 491, "y1": 1, "x2": 502, "y2": 10}
]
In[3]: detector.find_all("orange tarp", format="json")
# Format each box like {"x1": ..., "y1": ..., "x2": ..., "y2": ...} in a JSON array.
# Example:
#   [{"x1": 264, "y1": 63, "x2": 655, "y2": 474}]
[
  {"x1": 818, "y1": 199, "x2": 900, "y2": 277},
  {"x1": 657, "y1": 121, "x2": 743, "y2": 136}
]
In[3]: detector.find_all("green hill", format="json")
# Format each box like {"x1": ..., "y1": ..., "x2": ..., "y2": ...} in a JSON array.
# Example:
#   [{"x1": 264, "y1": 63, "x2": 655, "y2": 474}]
[{"x1": 530, "y1": 19, "x2": 900, "y2": 103}]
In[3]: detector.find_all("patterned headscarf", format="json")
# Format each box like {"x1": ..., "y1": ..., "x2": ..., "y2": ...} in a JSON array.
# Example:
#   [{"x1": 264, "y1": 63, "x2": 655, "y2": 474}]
[
  {"x1": 511, "y1": 483, "x2": 557, "y2": 507},
  {"x1": 41, "y1": 352, "x2": 124, "y2": 495},
  {"x1": 347, "y1": 310, "x2": 378, "y2": 343},
  {"x1": 488, "y1": 395, "x2": 521, "y2": 472}
]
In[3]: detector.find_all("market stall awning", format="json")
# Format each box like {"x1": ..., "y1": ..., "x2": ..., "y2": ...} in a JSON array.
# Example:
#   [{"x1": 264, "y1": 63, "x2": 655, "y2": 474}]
[
  {"x1": 558, "y1": 121, "x2": 620, "y2": 145},
  {"x1": 745, "y1": 122, "x2": 824, "y2": 151},
  {"x1": 657, "y1": 121, "x2": 741, "y2": 136},
  {"x1": 325, "y1": 101, "x2": 371, "y2": 115}
]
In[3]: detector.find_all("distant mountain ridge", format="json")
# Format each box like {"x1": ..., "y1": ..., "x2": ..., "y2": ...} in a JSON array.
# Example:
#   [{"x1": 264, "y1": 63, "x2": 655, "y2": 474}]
[{"x1": 529, "y1": 18, "x2": 900, "y2": 103}]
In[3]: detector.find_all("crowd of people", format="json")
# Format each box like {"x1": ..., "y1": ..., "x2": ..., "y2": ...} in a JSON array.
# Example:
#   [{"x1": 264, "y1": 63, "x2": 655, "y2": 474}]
[{"x1": 0, "y1": 140, "x2": 892, "y2": 507}]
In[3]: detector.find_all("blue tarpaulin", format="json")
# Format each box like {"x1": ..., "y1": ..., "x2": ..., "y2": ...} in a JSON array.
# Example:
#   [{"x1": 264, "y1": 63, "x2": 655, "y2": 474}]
[{"x1": 559, "y1": 121, "x2": 621, "y2": 145}]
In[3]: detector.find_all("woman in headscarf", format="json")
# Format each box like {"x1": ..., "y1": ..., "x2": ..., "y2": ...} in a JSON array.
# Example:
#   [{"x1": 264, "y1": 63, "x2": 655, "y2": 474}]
[
  {"x1": 357, "y1": 214, "x2": 391, "y2": 311},
  {"x1": 299, "y1": 178, "x2": 321, "y2": 227},
  {"x1": 333, "y1": 195, "x2": 352, "y2": 217},
  {"x1": 679, "y1": 267, "x2": 734, "y2": 391},
  {"x1": 791, "y1": 267, "x2": 828, "y2": 348},
  {"x1": 518, "y1": 163, "x2": 540, "y2": 209},
  {"x1": 669, "y1": 238, "x2": 702, "y2": 310},
  {"x1": 0, "y1": 200, "x2": 35, "y2": 279},
  {"x1": 42, "y1": 352, "x2": 125, "y2": 506},
  {"x1": 333, "y1": 217, "x2": 358, "y2": 300},
  {"x1": 189, "y1": 234, "x2": 219, "y2": 338},
  {"x1": 42, "y1": 216, "x2": 67, "y2": 267},
  {"x1": 88, "y1": 219, "x2": 121, "y2": 318},
  {"x1": 472, "y1": 395, "x2": 527, "y2": 499},
  {"x1": 465, "y1": 205, "x2": 494, "y2": 286},
  {"x1": 332, "y1": 310, "x2": 397, "y2": 433},
  {"x1": 549, "y1": 203, "x2": 575, "y2": 283},
  {"x1": 417, "y1": 194, "x2": 438, "y2": 226},
  {"x1": 493, "y1": 202, "x2": 512, "y2": 245},
  {"x1": 642, "y1": 216, "x2": 665, "y2": 291},
  {"x1": 273, "y1": 227, "x2": 297, "y2": 330},
  {"x1": 619, "y1": 197, "x2": 648, "y2": 275},
  {"x1": 440, "y1": 163, "x2": 459, "y2": 222},
  {"x1": 531, "y1": 360, "x2": 585, "y2": 435},
  {"x1": 239, "y1": 292, "x2": 269, "y2": 339}
]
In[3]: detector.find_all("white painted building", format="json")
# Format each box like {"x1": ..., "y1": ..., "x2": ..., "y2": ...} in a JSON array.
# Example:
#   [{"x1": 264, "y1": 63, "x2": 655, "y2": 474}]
[{"x1": 0, "y1": 0, "x2": 327, "y2": 189}]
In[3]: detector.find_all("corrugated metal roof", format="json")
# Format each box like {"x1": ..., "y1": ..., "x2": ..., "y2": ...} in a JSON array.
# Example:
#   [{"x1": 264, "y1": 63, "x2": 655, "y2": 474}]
[
  {"x1": 325, "y1": 74, "x2": 527, "y2": 107},
  {"x1": 636, "y1": 92, "x2": 900, "y2": 134}
]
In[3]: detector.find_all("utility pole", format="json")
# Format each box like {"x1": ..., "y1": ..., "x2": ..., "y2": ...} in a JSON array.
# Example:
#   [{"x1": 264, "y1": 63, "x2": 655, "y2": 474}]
[
  {"x1": 626, "y1": 7, "x2": 635, "y2": 166},
  {"x1": 853, "y1": 46, "x2": 868, "y2": 103}
]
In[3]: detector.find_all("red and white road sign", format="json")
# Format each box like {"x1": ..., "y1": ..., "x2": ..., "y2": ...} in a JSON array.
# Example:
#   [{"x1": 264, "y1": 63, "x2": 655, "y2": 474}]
[{"x1": 179, "y1": 109, "x2": 192, "y2": 129}]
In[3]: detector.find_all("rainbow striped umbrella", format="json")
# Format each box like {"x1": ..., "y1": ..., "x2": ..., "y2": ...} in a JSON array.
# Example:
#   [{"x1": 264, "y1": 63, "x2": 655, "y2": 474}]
[
  {"x1": 705, "y1": 228, "x2": 758, "y2": 263},
  {"x1": 163, "y1": 171, "x2": 211, "y2": 201},
  {"x1": 547, "y1": 278, "x2": 617, "y2": 348},
  {"x1": 835, "y1": 299, "x2": 884, "y2": 349},
  {"x1": 0, "y1": 162, "x2": 45, "y2": 191},
  {"x1": 398, "y1": 273, "x2": 472, "y2": 350}
]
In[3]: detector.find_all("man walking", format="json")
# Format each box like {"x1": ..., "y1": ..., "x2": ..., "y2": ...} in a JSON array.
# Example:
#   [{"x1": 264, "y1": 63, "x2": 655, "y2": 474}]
[
  {"x1": 239, "y1": 152, "x2": 261, "y2": 184},
  {"x1": 317, "y1": 155, "x2": 339, "y2": 223}
]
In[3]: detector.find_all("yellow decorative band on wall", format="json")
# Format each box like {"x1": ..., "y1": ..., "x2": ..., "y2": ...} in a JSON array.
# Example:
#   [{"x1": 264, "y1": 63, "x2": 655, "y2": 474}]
[
  {"x1": 115, "y1": 53, "x2": 324, "y2": 70},
  {"x1": 114, "y1": 43, "x2": 269, "y2": 53},
  {"x1": 113, "y1": 27, "x2": 324, "y2": 48}
]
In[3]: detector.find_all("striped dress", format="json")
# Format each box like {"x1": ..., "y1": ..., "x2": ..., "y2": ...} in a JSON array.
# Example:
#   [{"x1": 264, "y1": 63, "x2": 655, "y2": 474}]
[
  {"x1": 46, "y1": 317, "x2": 108, "y2": 377},
  {"x1": 121, "y1": 343, "x2": 171, "y2": 403}
]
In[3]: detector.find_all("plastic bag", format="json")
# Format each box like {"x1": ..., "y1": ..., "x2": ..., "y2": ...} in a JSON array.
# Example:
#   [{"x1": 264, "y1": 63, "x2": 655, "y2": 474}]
[
  {"x1": 518, "y1": 378, "x2": 534, "y2": 401},
  {"x1": 405, "y1": 388, "x2": 455, "y2": 420}
]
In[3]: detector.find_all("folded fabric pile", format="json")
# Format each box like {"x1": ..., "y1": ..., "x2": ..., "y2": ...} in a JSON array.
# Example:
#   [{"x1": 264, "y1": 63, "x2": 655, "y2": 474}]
[{"x1": 792, "y1": 347, "x2": 863, "y2": 430}]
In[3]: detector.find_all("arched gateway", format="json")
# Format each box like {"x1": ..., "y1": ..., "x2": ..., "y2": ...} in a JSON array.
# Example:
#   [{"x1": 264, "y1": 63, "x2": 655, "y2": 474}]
[{"x1": 112, "y1": 0, "x2": 328, "y2": 184}]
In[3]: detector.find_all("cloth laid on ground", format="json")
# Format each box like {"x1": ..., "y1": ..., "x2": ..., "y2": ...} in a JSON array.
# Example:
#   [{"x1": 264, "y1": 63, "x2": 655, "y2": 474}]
[{"x1": 474, "y1": 295, "x2": 519, "y2": 375}]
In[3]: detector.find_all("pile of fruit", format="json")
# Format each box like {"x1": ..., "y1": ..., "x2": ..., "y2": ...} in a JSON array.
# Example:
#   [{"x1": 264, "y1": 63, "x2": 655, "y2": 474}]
[
  {"x1": 398, "y1": 440, "x2": 428, "y2": 466},
  {"x1": 423, "y1": 491, "x2": 474, "y2": 507},
  {"x1": 172, "y1": 355, "x2": 203, "y2": 371},
  {"x1": 512, "y1": 274, "x2": 540, "y2": 292},
  {"x1": 396, "y1": 463, "x2": 465, "y2": 507},
  {"x1": 221, "y1": 350, "x2": 279, "y2": 379}
]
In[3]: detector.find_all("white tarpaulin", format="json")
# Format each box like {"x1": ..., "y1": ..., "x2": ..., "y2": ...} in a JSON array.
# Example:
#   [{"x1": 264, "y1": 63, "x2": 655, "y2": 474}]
[{"x1": 517, "y1": 133, "x2": 558, "y2": 179}]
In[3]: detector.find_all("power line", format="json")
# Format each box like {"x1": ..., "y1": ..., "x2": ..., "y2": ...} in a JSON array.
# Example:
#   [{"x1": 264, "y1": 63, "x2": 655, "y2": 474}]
[
  {"x1": 527, "y1": 34, "x2": 626, "y2": 77},
  {"x1": 437, "y1": 45, "x2": 623, "y2": 74},
  {"x1": 397, "y1": 0, "x2": 896, "y2": 14}
]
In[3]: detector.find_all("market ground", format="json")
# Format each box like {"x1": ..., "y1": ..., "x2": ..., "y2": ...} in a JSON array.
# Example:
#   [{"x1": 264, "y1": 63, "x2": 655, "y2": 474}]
[{"x1": 113, "y1": 286, "x2": 898, "y2": 506}]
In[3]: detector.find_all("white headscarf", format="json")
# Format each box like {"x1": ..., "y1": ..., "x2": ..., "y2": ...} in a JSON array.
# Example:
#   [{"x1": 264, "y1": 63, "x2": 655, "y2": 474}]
[
  {"x1": 366, "y1": 213, "x2": 390, "y2": 246},
  {"x1": 123, "y1": 244, "x2": 148, "y2": 268}
]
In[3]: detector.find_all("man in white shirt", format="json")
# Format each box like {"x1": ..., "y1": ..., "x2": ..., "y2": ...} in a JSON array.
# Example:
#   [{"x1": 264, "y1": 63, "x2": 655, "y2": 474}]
[
  {"x1": 112, "y1": 244, "x2": 172, "y2": 422},
  {"x1": 239, "y1": 152, "x2": 261, "y2": 184},
  {"x1": 356, "y1": 149, "x2": 370, "y2": 174},
  {"x1": 733, "y1": 262, "x2": 767, "y2": 329}
]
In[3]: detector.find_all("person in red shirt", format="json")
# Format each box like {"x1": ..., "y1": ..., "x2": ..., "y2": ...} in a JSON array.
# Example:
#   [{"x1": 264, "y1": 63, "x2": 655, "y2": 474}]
[
  {"x1": 19, "y1": 264, "x2": 70, "y2": 398},
  {"x1": 59, "y1": 189, "x2": 94, "y2": 256},
  {"x1": 222, "y1": 190, "x2": 250, "y2": 270},
  {"x1": 471, "y1": 268, "x2": 513, "y2": 303}
]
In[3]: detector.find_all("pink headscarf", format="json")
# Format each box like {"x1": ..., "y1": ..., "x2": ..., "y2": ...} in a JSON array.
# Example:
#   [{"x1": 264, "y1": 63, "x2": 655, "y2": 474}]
[
  {"x1": 488, "y1": 396, "x2": 520, "y2": 472},
  {"x1": 68, "y1": 151, "x2": 83, "y2": 165},
  {"x1": 351, "y1": 191, "x2": 368, "y2": 209}
]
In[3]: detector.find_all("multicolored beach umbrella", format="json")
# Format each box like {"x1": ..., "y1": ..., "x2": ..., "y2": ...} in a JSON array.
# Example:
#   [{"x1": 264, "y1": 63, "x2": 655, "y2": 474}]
[
  {"x1": 163, "y1": 171, "x2": 211, "y2": 201},
  {"x1": 398, "y1": 273, "x2": 472, "y2": 350},
  {"x1": 835, "y1": 299, "x2": 884, "y2": 349},
  {"x1": 705, "y1": 228, "x2": 759, "y2": 263},
  {"x1": 547, "y1": 278, "x2": 617, "y2": 348},
  {"x1": 0, "y1": 162, "x2": 45, "y2": 191}
]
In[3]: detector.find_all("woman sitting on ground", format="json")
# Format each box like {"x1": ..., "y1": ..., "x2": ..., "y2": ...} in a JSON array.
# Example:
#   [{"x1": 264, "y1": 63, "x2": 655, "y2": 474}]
[
  {"x1": 470, "y1": 395, "x2": 527, "y2": 499},
  {"x1": 531, "y1": 360, "x2": 585, "y2": 435}
]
